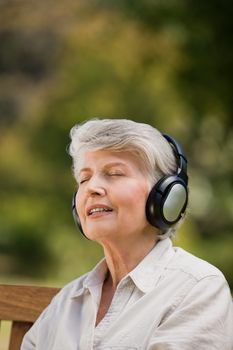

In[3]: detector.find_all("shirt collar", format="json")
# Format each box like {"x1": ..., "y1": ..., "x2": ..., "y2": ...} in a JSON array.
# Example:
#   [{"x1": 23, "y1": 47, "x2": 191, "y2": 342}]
[
  {"x1": 84, "y1": 258, "x2": 108, "y2": 288},
  {"x1": 128, "y1": 238, "x2": 174, "y2": 293},
  {"x1": 70, "y1": 258, "x2": 108, "y2": 298},
  {"x1": 71, "y1": 238, "x2": 174, "y2": 298}
]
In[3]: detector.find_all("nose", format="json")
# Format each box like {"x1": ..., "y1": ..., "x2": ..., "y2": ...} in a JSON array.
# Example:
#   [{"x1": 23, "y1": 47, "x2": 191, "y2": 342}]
[{"x1": 85, "y1": 175, "x2": 106, "y2": 197}]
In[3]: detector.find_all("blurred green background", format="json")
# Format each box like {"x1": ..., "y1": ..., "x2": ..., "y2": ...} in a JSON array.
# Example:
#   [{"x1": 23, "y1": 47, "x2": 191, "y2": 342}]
[{"x1": 0, "y1": 0, "x2": 232, "y2": 289}]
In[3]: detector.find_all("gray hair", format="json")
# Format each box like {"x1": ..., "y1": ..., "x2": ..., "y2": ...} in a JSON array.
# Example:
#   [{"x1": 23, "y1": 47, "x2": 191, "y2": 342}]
[{"x1": 69, "y1": 118, "x2": 181, "y2": 238}]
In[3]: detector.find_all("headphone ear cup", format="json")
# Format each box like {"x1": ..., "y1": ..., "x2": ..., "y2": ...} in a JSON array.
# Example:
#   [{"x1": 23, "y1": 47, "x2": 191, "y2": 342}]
[
  {"x1": 146, "y1": 176, "x2": 188, "y2": 231},
  {"x1": 72, "y1": 192, "x2": 87, "y2": 238}
]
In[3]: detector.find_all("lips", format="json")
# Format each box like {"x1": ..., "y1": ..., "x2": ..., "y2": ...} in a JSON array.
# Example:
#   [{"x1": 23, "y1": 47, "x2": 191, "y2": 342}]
[{"x1": 86, "y1": 204, "x2": 113, "y2": 216}]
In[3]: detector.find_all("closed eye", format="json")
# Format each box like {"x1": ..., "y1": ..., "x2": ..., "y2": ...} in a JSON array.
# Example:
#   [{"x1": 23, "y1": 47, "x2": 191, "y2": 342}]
[
  {"x1": 108, "y1": 172, "x2": 124, "y2": 176},
  {"x1": 79, "y1": 178, "x2": 89, "y2": 184}
]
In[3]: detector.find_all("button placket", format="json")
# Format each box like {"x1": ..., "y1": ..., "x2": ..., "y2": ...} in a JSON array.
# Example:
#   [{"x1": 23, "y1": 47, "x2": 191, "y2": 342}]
[
  {"x1": 94, "y1": 278, "x2": 134, "y2": 345},
  {"x1": 79, "y1": 288, "x2": 97, "y2": 350}
]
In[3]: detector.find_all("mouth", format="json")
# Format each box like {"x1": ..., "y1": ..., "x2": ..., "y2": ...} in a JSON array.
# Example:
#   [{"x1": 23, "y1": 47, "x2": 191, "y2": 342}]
[{"x1": 87, "y1": 206, "x2": 113, "y2": 216}]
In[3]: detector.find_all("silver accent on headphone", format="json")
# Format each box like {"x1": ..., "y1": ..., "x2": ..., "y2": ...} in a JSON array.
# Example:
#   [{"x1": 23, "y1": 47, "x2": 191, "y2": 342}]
[{"x1": 162, "y1": 183, "x2": 187, "y2": 222}]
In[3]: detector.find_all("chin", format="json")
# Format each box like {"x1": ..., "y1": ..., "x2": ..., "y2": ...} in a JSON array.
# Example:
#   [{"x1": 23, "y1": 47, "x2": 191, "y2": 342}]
[{"x1": 84, "y1": 226, "x2": 113, "y2": 241}]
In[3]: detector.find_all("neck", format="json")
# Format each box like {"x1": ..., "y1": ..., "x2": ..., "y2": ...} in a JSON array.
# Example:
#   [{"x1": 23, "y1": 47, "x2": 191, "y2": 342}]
[{"x1": 101, "y1": 233, "x2": 159, "y2": 289}]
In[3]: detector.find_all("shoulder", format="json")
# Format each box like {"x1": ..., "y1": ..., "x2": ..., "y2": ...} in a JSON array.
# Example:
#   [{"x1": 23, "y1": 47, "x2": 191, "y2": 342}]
[
  {"x1": 169, "y1": 246, "x2": 225, "y2": 282},
  {"x1": 34, "y1": 272, "x2": 90, "y2": 323},
  {"x1": 164, "y1": 247, "x2": 233, "y2": 323},
  {"x1": 21, "y1": 272, "x2": 92, "y2": 348}
]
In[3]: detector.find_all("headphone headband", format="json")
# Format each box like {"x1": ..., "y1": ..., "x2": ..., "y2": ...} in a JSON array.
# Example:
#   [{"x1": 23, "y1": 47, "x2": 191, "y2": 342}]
[{"x1": 162, "y1": 133, "x2": 188, "y2": 185}]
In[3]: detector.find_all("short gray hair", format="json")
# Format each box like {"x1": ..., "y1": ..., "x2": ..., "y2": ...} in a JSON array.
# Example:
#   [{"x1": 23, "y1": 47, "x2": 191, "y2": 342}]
[{"x1": 69, "y1": 118, "x2": 180, "y2": 238}]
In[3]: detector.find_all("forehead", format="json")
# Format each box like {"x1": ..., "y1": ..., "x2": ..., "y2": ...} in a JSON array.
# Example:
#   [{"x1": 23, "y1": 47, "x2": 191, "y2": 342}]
[{"x1": 78, "y1": 149, "x2": 142, "y2": 173}]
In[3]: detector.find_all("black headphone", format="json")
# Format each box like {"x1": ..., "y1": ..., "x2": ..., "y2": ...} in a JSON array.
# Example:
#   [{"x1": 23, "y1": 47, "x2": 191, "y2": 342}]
[
  {"x1": 72, "y1": 134, "x2": 188, "y2": 236},
  {"x1": 145, "y1": 134, "x2": 188, "y2": 232}
]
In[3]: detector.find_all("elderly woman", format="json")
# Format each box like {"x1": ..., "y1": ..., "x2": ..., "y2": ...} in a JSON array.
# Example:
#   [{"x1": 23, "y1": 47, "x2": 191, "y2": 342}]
[{"x1": 21, "y1": 119, "x2": 233, "y2": 350}]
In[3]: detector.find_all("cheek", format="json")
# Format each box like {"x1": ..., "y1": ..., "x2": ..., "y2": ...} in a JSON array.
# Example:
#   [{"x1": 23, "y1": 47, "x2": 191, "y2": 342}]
[
  {"x1": 75, "y1": 190, "x2": 84, "y2": 216},
  {"x1": 117, "y1": 183, "x2": 149, "y2": 211}
]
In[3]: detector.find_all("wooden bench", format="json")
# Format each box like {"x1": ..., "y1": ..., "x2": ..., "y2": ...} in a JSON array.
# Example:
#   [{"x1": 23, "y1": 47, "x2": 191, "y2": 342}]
[{"x1": 0, "y1": 284, "x2": 60, "y2": 350}]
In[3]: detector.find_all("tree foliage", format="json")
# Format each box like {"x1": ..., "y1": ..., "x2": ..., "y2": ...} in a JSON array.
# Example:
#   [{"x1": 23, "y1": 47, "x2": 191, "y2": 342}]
[{"x1": 0, "y1": 0, "x2": 232, "y2": 288}]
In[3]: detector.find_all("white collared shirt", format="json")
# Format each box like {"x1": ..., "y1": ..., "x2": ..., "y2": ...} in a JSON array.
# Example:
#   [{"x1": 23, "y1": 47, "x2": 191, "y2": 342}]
[{"x1": 21, "y1": 238, "x2": 233, "y2": 350}]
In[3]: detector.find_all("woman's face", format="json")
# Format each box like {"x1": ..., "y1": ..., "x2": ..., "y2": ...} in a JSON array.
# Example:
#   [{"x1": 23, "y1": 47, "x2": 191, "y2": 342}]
[{"x1": 75, "y1": 150, "x2": 153, "y2": 242}]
